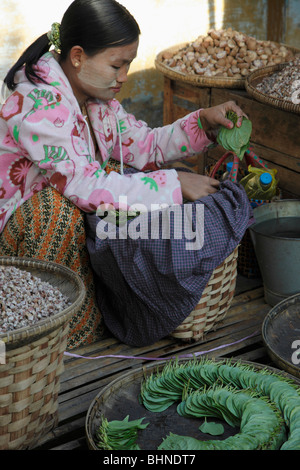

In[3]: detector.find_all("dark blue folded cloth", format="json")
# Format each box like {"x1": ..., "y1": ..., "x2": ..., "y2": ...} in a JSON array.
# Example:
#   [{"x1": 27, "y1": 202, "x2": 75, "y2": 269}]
[{"x1": 85, "y1": 179, "x2": 254, "y2": 346}]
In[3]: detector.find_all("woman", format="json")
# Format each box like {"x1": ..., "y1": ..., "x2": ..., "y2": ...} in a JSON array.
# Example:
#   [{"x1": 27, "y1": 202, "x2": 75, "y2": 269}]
[{"x1": 0, "y1": 0, "x2": 251, "y2": 348}]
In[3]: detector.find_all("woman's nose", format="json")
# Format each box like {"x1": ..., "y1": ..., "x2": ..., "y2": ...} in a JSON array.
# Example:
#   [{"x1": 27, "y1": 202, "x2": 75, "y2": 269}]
[{"x1": 117, "y1": 65, "x2": 130, "y2": 83}]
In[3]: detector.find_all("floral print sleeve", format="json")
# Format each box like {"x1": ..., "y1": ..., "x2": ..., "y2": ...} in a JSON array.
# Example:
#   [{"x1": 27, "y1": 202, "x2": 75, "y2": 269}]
[
  {"x1": 109, "y1": 100, "x2": 217, "y2": 171},
  {"x1": 17, "y1": 103, "x2": 183, "y2": 213},
  {"x1": 0, "y1": 52, "x2": 217, "y2": 233},
  {"x1": 0, "y1": 85, "x2": 181, "y2": 232}
]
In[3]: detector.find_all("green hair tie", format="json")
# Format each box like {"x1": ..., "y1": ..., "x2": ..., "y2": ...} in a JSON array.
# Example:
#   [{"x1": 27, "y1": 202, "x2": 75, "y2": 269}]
[{"x1": 47, "y1": 22, "x2": 61, "y2": 53}]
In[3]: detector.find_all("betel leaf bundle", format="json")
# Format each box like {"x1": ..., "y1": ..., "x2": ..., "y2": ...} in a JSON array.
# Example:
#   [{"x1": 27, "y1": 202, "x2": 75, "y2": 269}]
[
  {"x1": 95, "y1": 415, "x2": 149, "y2": 450},
  {"x1": 217, "y1": 111, "x2": 252, "y2": 160}
]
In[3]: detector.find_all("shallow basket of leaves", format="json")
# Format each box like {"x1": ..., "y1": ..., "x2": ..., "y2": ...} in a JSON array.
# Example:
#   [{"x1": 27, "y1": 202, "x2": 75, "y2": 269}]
[{"x1": 85, "y1": 357, "x2": 300, "y2": 451}]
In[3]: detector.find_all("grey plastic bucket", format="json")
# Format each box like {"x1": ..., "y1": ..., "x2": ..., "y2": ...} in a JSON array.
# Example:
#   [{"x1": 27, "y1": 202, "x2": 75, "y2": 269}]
[{"x1": 249, "y1": 199, "x2": 300, "y2": 306}]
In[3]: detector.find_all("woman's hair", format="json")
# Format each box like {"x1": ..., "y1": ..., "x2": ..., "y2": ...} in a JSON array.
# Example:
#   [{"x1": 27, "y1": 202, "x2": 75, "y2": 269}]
[{"x1": 4, "y1": 0, "x2": 140, "y2": 90}]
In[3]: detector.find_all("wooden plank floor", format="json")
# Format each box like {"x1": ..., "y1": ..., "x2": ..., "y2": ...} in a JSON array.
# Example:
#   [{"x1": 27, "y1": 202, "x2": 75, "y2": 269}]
[{"x1": 34, "y1": 276, "x2": 277, "y2": 450}]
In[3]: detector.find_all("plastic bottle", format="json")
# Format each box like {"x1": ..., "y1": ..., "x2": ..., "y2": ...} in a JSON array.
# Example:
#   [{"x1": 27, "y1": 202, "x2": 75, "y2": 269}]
[
  {"x1": 241, "y1": 171, "x2": 277, "y2": 200},
  {"x1": 221, "y1": 162, "x2": 233, "y2": 181},
  {"x1": 260, "y1": 172, "x2": 272, "y2": 189}
]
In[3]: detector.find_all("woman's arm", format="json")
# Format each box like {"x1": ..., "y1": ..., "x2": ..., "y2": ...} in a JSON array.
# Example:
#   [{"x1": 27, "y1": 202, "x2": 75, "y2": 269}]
[
  {"x1": 110, "y1": 99, "x2": 247, "y2": 201},
  {"x1": 12, "y1": 91, "x2": 183, "y2": 212},
  {"x1": 110, "y1": 99, "x2": 247, "y2": 172},
  {"x1": 110, "y1": 100, "x2": 216, "y2": 171}
]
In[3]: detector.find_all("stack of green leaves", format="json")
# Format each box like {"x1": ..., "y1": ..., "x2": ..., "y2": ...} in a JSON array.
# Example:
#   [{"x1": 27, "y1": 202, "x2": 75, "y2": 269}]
[
  {"x1": 140, "y1": 362, "x2": 190, "y2": 412},
  {"x1": 159, "y1": 386, "x2": 286, "y2": 450},
  {"x1": 95, "y1": 415, "x2": 149, "y2": 450},
  {"x1": 217, "y1": 111, "x2": 252, "y2": 160},
  {"x1": 139, "y1": 358, "x2": 300, "y2": 450}
]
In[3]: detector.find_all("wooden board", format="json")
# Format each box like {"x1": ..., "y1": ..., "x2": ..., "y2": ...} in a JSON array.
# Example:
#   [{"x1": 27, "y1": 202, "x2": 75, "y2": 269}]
[
  {"x1": 210, "y1": 88, "x2": 300, "y2": 159},
  {"x1": 162, "y1": 77, "x2": 300, "y2": 197},
  {"x1": 163, "y1": 77, "x2": 211, "y2": 123}
]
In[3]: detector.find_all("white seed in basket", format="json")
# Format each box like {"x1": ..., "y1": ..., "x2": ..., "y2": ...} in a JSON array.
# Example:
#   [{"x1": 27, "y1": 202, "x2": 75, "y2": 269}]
[
  {"x1": 0, "y1": 265, "x2": 71, "y2": 333},
  {"x1": 255, "y1": 56, "x2": 300, "y2": 103}
]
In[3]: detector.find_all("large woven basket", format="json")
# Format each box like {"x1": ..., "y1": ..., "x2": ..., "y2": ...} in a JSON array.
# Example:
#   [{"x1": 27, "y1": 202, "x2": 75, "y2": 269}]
[
  {"x1": 170, "y1": 246, "x2": 238, "y2": 341},
  {"x1": 155, "y1": 42, "x2": 299, "y2": 89},
  {"x1": 0, "y1": 257, "x2": 85, "y2": 450},
  {"x1": 155, "y1": 43, "x2": 244, "y2": 89},
  {"x1": 245, "y1": 63, "x2": 300, "y2": 115}
]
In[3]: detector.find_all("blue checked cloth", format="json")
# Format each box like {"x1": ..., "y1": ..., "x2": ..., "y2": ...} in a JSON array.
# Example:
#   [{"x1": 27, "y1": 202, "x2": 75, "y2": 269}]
[{"x1": 85, "y1": 179, "x2": 254, "y2": 346}]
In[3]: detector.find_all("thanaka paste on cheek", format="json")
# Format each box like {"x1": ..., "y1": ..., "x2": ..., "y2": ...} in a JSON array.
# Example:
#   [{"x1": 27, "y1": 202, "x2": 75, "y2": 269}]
[{"x1": 77, "y1": 60, "x2": 117, "y2": 89}]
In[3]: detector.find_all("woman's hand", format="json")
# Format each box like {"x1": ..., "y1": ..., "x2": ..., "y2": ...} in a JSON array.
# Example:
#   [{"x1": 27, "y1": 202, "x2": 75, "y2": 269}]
[
  {"x1": 176, "y1": 101, "x2": 247, "y2": 201},
  {"x1": 199, "y1": 101, "x2": 248, "y2": 132},
  {"x1": 177, "y1": 172, "x2": 219, "y2": 201}
]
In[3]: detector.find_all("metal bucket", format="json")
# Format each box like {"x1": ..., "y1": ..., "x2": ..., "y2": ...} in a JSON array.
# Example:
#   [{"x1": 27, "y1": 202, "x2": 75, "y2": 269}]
[{"x1": 249, "y1": 199, "x2": 300, "y2": 306}]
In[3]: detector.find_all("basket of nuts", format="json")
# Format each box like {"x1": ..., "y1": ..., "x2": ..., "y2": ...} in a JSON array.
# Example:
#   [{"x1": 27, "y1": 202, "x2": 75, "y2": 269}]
[
  {"x1": 245, "y1": 57, "x2": 300, "y2": 115},
  {"x1": 0, "y1": 256, "x2": 85, "y2": 450},
  {"x1": 155, "y1": 28, "x2": 299, "y2": 89}
]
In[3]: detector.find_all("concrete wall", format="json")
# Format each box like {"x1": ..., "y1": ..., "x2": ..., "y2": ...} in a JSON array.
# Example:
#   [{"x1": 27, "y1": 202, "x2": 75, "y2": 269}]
[{"x1": 1, "y1": 0, "x2": 299, "y2": 126}]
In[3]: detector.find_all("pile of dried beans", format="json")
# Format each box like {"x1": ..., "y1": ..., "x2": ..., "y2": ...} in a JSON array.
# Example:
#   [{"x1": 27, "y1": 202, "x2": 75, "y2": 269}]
[{"x1": 160, "y1": 28, "x2": 295, "y2": 79}]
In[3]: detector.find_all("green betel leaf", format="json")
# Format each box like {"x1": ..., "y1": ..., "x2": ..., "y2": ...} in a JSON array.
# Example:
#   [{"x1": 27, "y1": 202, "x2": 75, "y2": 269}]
[
  {"x1": 217, "y1": 112, "x2": 252, "y2": 160},
  {"x1": 199, "y1": 420, "x2": 225, "y2": 436}
]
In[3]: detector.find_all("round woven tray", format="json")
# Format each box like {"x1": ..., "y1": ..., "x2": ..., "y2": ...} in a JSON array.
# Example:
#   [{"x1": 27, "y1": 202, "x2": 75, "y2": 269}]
[
  {"x1": 170, "y1": 246, "x2": 238, "y2": 341},
  {"x1": 85, "y1": 357, "x2": 300, "y2": 450},
  {"x1": 155, "y1": 42, "x2": 299, "y2": 89},
  {"x1": 262, "y1": 292, "x2": 300, "y2": 379},
  {"x1": 245, "y1": 63, "x2": 300, "y2": 115},
  {"x1": 0, "y1": 257, "x2": 86, "y2": 450}
]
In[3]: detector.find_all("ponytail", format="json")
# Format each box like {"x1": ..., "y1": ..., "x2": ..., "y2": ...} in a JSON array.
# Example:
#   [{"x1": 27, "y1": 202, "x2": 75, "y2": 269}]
[{"x1": 4, "y1": 33, "x2": 50, "y2": 91}]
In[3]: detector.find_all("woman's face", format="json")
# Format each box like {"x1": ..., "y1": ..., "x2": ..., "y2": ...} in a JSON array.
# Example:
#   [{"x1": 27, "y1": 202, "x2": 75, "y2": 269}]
[{"x1": 71, "y1": 40, "x2": 139, "y2": 104}]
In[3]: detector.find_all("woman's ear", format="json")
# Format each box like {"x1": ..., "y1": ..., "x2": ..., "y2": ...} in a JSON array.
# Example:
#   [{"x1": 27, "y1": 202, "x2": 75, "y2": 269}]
[{"x1": 69, "y1": 46, "x2": 85, "y2": 69}]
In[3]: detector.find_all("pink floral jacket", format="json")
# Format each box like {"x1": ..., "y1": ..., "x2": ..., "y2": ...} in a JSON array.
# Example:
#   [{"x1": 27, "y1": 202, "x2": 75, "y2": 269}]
[{"x1": 0, "y1": 52, "x2": 215, "y2": 233}]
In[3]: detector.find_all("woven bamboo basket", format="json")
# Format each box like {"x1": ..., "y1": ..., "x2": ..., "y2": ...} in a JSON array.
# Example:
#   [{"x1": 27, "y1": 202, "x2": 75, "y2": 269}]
[
  {"x1": 155, "y1": 42, "x2": 299, "y2": 89},
  {"x1": 170, "y1": 246, "x2": 238, "y2": 341},
  {"x1": 245, "y1": 63, "x2": 300, "y2": 115},
  {"x1": 85, "y1": 357, "x2": 300, "y2": 450},
  {"x1": 155, "y1": 43, "x2": 244, "y2": 89},
  {"x1": 0, "y1": 257, "x2": 85, "y2": 450}
]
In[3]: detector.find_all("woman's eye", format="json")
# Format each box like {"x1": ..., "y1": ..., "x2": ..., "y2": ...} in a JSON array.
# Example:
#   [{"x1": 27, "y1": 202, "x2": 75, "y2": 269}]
[{"x1": 112, "y1": 66, "x2": 120, "y2": 71}]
